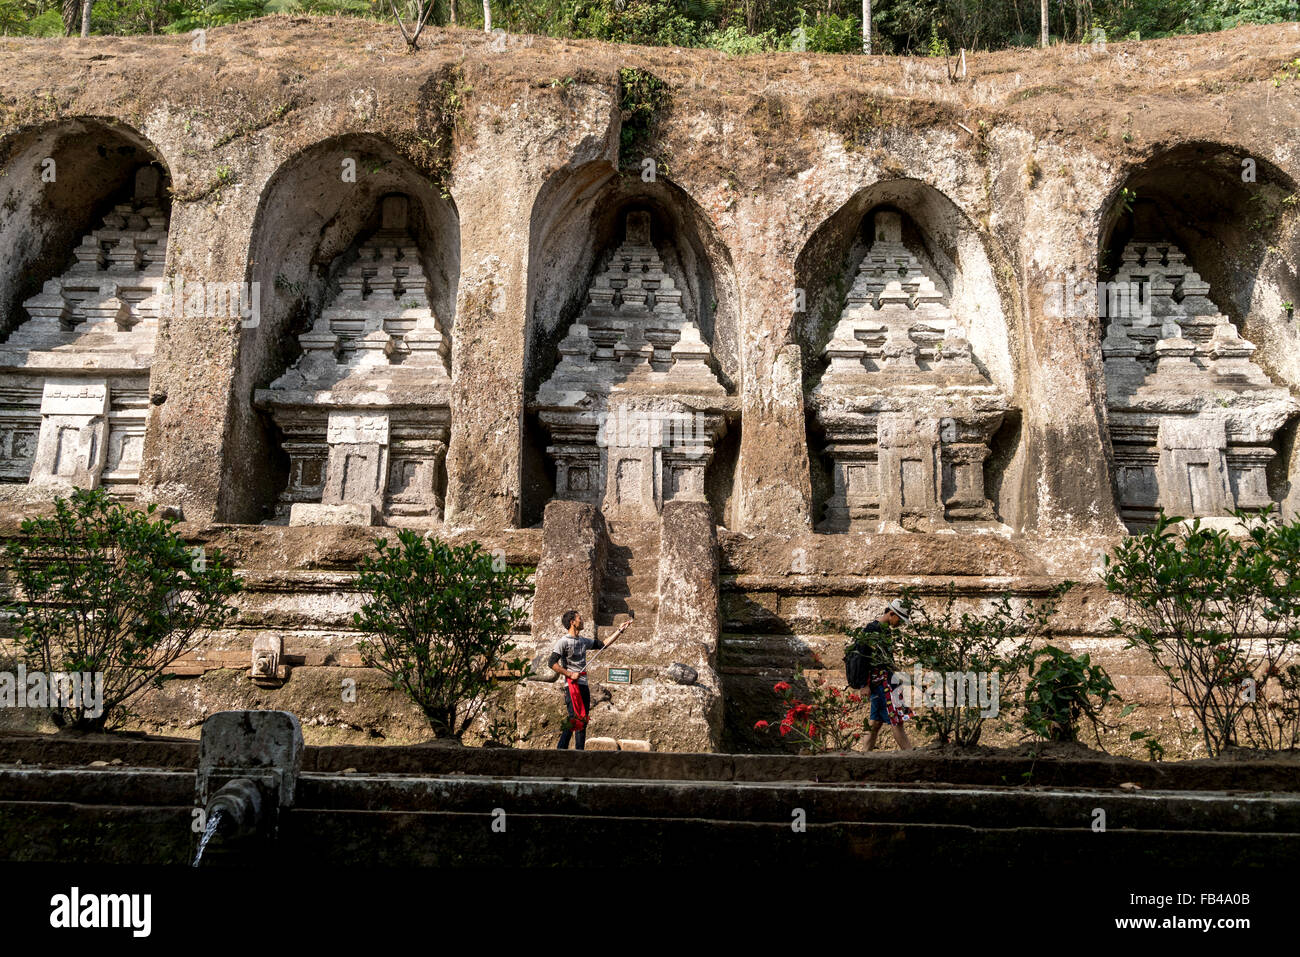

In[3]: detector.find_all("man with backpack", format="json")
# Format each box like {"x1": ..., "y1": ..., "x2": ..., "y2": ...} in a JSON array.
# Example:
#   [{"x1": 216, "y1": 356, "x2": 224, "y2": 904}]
[{"x1": 844, "y1": 599, "x2": 914, "y2": 752}]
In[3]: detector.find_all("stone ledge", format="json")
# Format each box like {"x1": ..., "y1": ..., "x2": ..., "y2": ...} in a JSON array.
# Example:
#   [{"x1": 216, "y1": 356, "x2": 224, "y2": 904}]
[{"x1": 289, "y1": 503, "x2": 378, "y2": 527}]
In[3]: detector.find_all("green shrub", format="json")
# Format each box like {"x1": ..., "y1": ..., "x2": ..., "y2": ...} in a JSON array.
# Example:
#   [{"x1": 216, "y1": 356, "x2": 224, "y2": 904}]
[
  {"x1": 1103, "y1": 510, "x2": 1300, "y2": 755},
  {"x1": 618, "y1": 66, "x2": 671, "y2": 166},
  {"x1": 352, "y1": 533, "x2": 531, "y2": 739},
  {"x1": 1022, "y1": 645, "x2": 1122, "y2": 744},
  {"x1": 897, "y1": 582, "x2": 1072, "y2": 746},
  {"x1": 807, "y1": 12, "x2": 860, "y2": 53},
  {"x1": 705, "y1": 23, "x2": 774, "y2": 55},
  {"x1": 3, "y1": 489, "x2": 243, "y2": 732},
  {"x1": 575, "y1": 0, "x2": 704, "y2": 47}
]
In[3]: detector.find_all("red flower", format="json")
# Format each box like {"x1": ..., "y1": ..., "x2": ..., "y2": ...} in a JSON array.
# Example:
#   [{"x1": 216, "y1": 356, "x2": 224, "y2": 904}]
[
  {"x1": 808, "y1": 723, "x2": 817, "y2": 736},
  {"x1": 754, "y1": 720, "x2": 769, "y2": 730},
  {"x1": 773, "y1": 681, "x2": 791, "y2": 693},
  {"x1": 779, "y1": 720, "x2": 793, "y2": 736},
  {"x1": 848, "y1": 693, "x2": 862, "y2": 704},
  {"x1": 830, "y1": 688, "x2": 840, "y2": 698}
]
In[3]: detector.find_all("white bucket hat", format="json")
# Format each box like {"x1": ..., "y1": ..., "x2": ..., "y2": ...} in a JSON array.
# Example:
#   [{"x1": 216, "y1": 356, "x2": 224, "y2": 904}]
[{"x1": 886, "y1": 599, "x2": 911, "y2": 624}]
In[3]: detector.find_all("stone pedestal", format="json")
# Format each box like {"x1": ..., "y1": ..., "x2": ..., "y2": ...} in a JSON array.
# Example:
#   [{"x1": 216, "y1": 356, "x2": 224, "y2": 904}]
[{"x1": 30, "y1": 380, "x2": 110, "y2": 489}]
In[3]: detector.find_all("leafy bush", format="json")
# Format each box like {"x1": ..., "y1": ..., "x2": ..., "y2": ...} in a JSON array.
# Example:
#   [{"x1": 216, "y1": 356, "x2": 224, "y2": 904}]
[
  {"x1": 1022, "y1": 645, "x2": 1122, "y2": 744},
  {"x1": 352, "y1": 533, "x2": 531, "y2": 739},
  {"x1": 617, "y1": 66, "x2": 671, "y2": 166},
  {"x1": 575, "y1": 0, "x2": 704, "y2": 47},
  {"x1": 3, "y1": 489, "x2": 242, "y2": 732},
  {"x1": 807, "y1": 12, "x2": 860, "y2": 53},
  {"x1": 897, "y1": 582, "x2": 1072, "y2": 746},
  {"x1": 1103, "y1": 510, "x2": 1300, "y2": 755},
  {"x1": 163, "y1": 0, "x2": 271, "y2": 32},
  {"x1": 0, "y1": 1, "x2": 61, "y2": 34},
  {"x1": 705, "y1": 23, "x2": 775, "y2": 55}
]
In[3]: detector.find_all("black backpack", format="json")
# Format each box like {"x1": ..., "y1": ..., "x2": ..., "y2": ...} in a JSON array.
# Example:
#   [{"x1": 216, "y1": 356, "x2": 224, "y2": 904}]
[{"x1": 844, "y1": 644, "x2": 871, "y2": 689}]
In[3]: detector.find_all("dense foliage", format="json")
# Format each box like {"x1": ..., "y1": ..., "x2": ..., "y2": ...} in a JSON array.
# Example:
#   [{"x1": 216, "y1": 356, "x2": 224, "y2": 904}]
[
  {"x1": 1021, "y1": 644, "x2": 1123, "y2": 744},
  {"x1": 894, "y1": 582, "x2": 1071, "y2": 747},
  {"x1": 3, "y1": 0, "x2": 1295, "y2": 52},
  {"x1": 1103, "y1": 510, "x2": 1300, "y2": 756},
  {"x1": 352, "y1": 533, "x2": 531, "y2": 739},
  {"x1": 3, "y1": 489, "x2": 243, "y2": 731}
]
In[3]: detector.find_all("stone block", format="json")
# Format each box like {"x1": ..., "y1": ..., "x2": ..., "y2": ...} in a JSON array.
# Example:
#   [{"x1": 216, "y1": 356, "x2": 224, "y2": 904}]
[{"x1": 289, "y1": 502, "x2": 378, "y2": 527}]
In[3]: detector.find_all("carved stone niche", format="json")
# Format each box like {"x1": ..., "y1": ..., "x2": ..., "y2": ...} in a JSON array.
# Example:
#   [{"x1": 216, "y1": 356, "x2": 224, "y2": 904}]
[
  {"x1": 1102, "y1": 239, "x2": 1298, "y2": 530},
  {"x1": 0, "y1": 166, "x2": 166, "y2": 501},
  {"x1": 809, "y1": 211, "x2": 1014, "y2": 533},
  {"x1": 533, "y1": 210, "x2": 737, "y2": 520},
  {"x1": 254, "y1": 195, "x2": 452, "y2": 527}
]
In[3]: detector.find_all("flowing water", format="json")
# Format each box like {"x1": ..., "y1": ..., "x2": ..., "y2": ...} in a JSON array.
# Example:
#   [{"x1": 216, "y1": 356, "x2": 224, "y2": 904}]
[{"x1": 191, "y1": 807, "x2": 225, "y2": 867}]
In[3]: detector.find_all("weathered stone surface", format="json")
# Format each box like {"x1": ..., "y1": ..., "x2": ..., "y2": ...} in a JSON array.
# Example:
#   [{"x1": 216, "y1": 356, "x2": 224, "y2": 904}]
[
  {"x1": 529, "y1": 499, "x2": 605, "y2": 646},
  {"x1": 810, "y1": 210, "x2": 1014, "y2": 533},
  {"x1": 0, "y1": 24, "x2": 1298, "y2": 754},
  {"x1": 534, "y1": 211, "x2": 736, "y2": 522},
  {"x1": 255, "y1": 195, "x2": 453, "y2": 528},
  {"x1": 1102, "y1": 240, "x2": 1299, "y2": 530},
  {"x1": 289, "y1": 502, "x2": 379, "y2": 527}
]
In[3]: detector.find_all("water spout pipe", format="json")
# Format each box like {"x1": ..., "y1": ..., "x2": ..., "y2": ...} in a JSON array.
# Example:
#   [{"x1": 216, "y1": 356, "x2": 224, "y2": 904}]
[{"x1": 205, "y1": 777, "x2": 265, "y2": 841}]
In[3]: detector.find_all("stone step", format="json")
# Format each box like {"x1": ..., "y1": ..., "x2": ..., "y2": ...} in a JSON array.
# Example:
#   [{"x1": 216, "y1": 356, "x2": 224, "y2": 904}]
[
  {"x1": 594, "y1": 613, "x2": 655, "y2": 634},
  {"x1": 602, "y1": 571, "x2": 659, "y2": 593},
  {"x1": 598, "y1": 599, "x2": 658, "y2": 624},
  {"x1": 604, "y1": 551, "x2": 660, "y2": 575}
]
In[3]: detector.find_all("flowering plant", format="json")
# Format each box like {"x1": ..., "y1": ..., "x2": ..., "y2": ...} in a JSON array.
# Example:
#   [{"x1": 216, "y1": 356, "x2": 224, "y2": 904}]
[{"x1": 755, "y1": 666, "x2": 867, "y2": 753}]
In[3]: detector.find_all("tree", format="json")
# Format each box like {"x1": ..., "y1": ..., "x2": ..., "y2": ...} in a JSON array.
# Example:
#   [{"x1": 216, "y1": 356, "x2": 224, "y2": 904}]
[
  {"x1": 862, "y1": 0, "x2": 870, "y2": 52},
  {"x1": 1103, "y1": 510, "x2": 1300, "y2": 756},
  {"x1": 388, "y1": 0, "x2": 438, "y2": 49},
  {"x1": 3, "y1": 489, "x2": 243, "y2": 732},
  {"x1": 1040, "y1": 0, "x2": 1048, "y2": 46},
  {"x1": 892, "y1": 582, "x2": 1072, "y2": 747},
  {"x1": 352, "y1": 533, "x2": 531, "y2": 739}
]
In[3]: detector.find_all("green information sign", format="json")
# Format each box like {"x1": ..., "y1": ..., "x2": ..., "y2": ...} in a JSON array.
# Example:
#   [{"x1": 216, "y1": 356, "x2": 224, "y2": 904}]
[{"x1": 607, "y1": 667, "x2": 632, "y2": 684}]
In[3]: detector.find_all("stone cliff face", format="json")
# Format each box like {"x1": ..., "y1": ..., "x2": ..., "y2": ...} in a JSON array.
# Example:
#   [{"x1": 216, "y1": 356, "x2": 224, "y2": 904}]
[{"x1": 2, "y1": 19, "x2": 1299, "y2": 753}]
